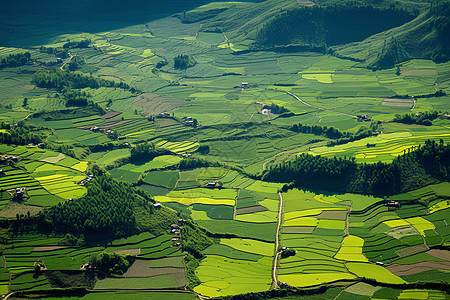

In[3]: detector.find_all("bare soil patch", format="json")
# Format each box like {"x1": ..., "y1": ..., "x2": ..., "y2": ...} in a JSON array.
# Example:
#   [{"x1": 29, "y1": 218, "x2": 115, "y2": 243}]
[
  {"x1": 395, "y1": 244, "x2": 428, "y2": 258},
  {"x1": 33, "y1": 246, "x2": 68, "y2": 252},
  {"x1": 427, "y1": 249, "x2": 450, "y2": 261},
  {"x1": 317, "y1": 210, "x2": 347, "y2": 220},
  {"x1": 236, "y1": 206, "x2": 268, "y2": 215},
  {"x1": 387, "y1": 261, "x2": 450, "y2": 276},
  {"x1": 114, "y1": 248, "x2": 140, "y2": 256}
]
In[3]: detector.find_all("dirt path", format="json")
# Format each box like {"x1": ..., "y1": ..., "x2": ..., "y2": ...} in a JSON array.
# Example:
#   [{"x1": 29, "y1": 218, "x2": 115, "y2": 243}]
[
  {"x1": 233, "y1": 189, "x2": 240, "y2": 220},
  {"x1": 275, "y1": 89, "x2": 357, "y2": 119},
  {"x1": 60, "y1": 53, "x2": 74, "y2": 71},
  {"x1": 271, "y1": 192, "x2": 284, "y2": 289}
]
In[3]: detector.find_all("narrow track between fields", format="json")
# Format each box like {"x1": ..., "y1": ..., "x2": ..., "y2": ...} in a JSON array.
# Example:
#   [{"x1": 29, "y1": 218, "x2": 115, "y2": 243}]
[
  {"x1": 271, "y1": 192, "x2": 284, "y2": 289},
  {"x1": 273, "y1": 89, "x2": 357, "y2": 119}
]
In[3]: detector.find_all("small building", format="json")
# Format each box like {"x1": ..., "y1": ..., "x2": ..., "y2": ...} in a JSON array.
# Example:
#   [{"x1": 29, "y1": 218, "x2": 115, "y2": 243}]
[
  {"x1": 242, "y1": 82, "x2": 249, "y2": 88},
  {"x1": 375, "y1": 261, "x2": 384, "y2": 267},
  {"x1": 56, "y1": 58, "x2": 63, "y2": 63},
  {"x1": 178, "y1": 218, "x2": 184, "y2": 224},
  {"x1": 171, "y1": 224, "x2": 179, "y2": 229},
  {"x1": 172, "y1": 242, "x2": 181, "y2": 247},
  {"x1": 153, "y1": 203, "x2": 161, "y2": 209},
  {"x1": 90, "y1": 126, "x2": 100, "y2": 132},
  {"x1": 0, "y1": 169, "x2": 5, "y2": 178},
  {"x1": 171, "y1": 237, "x2": 179, "y2": 241},
  {"x1": 37, "y1": 143, "x2": 45, "y2": 149},
  {"x1": 366, "y1": 143, "x2": 376, "y2": 148},
  {"x1": 206, "y1": 182, "x2": 217, "y2": 188},
  {"x1": 281, "y1": 247, "x2": 287, "y2": 251}
]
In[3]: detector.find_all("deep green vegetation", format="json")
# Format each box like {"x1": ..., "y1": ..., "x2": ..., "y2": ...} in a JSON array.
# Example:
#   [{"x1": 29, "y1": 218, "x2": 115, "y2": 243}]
[
  {"x1": 174, "y1": 54, "x2": 197, "y2": 70},
  {"x1": 0, "y1": 52, "x2": 31, "y2": 68},
  {"x1": 89, "y1": 251, "x2": 134, "y2": 275},
  {"x1": 393, "y1": 111, "x2": 441, "y2": 126},
  {"x1": 32, "y1": 69, "x2": 129, "y2": 91},
  {"x1": 256, "y1": 3, "x2": 415, "y2": 47},
  {"x1": 37, "y1": 166, "x2": 155, "y2": 240},
  {"x1": 0, "y1": 121, "x2": 45, "y2": 145},
  {"x1": 264, "y1": 140, "x2": 450, "y2": 195},
  {"x1": 130, "y1": 142, "x2": 170, "y2": 162}
]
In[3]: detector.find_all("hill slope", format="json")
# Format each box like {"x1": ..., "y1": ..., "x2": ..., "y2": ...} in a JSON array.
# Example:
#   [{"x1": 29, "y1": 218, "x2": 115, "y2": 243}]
[{"x1": 333, "y1": 1, "x2": 450, "y2": 68}]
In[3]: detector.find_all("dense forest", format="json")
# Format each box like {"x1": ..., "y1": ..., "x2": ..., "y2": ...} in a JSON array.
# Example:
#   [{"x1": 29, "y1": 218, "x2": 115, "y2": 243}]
[
  {"x1": 256, "y1": 3, "x2": 415, "y2": 47},
  {"x1": 0, "y1": 52, "x2": 31, "y2": 68},
  {"x1": 37, "y1": 166, "x2": 155, "y2": 240},
  {"x1": 263, "y1": 139, "x2": 450, "y2": 195}
]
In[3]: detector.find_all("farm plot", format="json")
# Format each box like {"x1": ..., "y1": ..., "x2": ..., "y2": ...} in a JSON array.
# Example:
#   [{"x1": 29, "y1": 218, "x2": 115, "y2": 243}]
[
  {"x1": 278, "y1": 188, "x2": 366, "y2": 288},
  {"x1": 31, "y1": 164, "x2": 86, "y2": 199},
  {"x1": 154, "y1": 188, "x2": 237, "y2": 206},
  {"x1": 194, "y1": 238, "x2": 273, "y2": 298},
  {"x1": 155, "y1": 140, "x2": 199, "y2": 154},
  {"x1": 308, "y1": 131, "x2": 450, "y2": 163}
]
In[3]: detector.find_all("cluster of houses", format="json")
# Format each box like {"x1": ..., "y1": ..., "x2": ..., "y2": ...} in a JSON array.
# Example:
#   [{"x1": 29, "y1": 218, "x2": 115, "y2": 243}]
[
  {"x1": 0, "y1": 155, "x2": 19, "y2": 164},
  {"x1": 357, "y1": 114, "x2": 372, "y2": 122},
  {"x1": 182, "y1": 116, "x2": 195, "y2": 126},
  {"x1": 77, "y1": 174, "x2": 94, "y2": 186},
  {"x1": 169, "y1": 219, "x2": 185, "y2": 247}
]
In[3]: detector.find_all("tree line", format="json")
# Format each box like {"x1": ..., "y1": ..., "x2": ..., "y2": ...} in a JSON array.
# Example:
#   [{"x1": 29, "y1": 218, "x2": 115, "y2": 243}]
[
  {"x1": 0, "y1": 52, "x2": 32, "y2": 68},
  {"x1": 262, "y1": 139, "x2": 450, "y2": 195},
  {"x1": 290, "y1": 122, "x2": 378, "y2": 145},
  {"x1": 32, "y1": 69, "x2": 130, "y2": 91},
  {"x1": 256, "y1": 3, "x2": 415, "y2": 47},
  {"x1": 393, "y1": 111, "x2": 441, "y2": 126}
]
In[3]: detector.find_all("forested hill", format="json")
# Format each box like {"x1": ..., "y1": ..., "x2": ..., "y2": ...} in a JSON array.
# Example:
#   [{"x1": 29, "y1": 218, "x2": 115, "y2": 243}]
[
  {"x1": 255, "y1": 3, "x2": 415, "y2": 48},
  {"x1": 334, "y1": 0, "x2": 450, "y2": 67},
  {"x1": 262, "y1": 140, "x2": 450, "y2": 195},
  {"x1": 34, "y1": 166, "x2": 177, "y2": 242},
  {"x1": 186, "y1": 0, "x2": 447, "y2": 67}
]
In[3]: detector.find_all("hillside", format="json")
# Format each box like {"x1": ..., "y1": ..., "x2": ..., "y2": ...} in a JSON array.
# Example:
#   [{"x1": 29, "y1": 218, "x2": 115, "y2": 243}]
[{"x1": 334, "y1": 0, "x2": 450, "y2": 68}]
